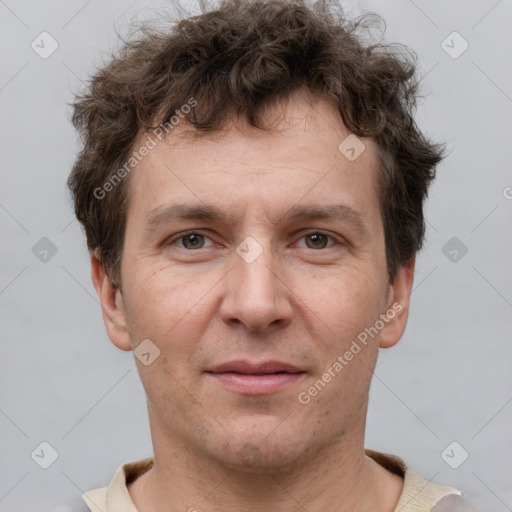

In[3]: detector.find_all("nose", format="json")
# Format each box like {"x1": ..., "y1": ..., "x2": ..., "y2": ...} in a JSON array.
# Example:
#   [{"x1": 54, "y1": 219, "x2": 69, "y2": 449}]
[{"x1": 219, "y1": 241, "x2": 293, "y2": 333}]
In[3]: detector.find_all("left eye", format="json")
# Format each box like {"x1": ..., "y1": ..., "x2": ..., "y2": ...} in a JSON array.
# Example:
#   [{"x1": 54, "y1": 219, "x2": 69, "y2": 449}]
[{"x1": 298, "y1": 232, "x2": 337, "y2": 249}]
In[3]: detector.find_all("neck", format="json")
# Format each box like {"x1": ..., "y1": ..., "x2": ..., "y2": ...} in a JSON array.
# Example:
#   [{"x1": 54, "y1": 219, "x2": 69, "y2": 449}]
[{"x1": 128, "y1": 412, "x2": 403, "y2": 512}]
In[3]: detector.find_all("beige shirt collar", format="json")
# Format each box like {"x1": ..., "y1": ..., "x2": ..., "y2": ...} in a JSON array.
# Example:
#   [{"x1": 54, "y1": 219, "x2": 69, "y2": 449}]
[{"x1": 83, "y1": 450, "x2": 461, "y2": 512}]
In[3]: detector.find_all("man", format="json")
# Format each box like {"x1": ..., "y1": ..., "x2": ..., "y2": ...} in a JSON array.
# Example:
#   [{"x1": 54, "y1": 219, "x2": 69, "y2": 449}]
[{"x1": 67, "y1": 0, "x2": 477, "y2": 510}]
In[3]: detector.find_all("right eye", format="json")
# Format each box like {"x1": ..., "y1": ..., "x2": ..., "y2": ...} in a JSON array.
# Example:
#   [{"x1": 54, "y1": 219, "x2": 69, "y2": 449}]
[{"x1": 168, "y1": 231, "x2": 215, "y2": 250}]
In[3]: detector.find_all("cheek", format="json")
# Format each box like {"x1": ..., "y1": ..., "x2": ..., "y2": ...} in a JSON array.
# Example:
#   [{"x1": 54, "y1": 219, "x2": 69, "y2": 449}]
[
  {"x1": 295, "y1": 266, "x2": 388, "y2": 346},
  {"x1": 124, "y1": 266, "x2": 217, "y2": 351},
  {"x1": 296, "y1": 271, "x2": 383, "y2": 415},
  {"x1": 123, "y1": 272, "x2": 215, "y2": 405}
]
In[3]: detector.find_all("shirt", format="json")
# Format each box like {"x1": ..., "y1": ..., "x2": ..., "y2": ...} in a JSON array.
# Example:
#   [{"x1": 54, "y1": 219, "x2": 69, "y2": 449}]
[{"x1": 81, "y1": 449, "x2": 475, "y2": 512}]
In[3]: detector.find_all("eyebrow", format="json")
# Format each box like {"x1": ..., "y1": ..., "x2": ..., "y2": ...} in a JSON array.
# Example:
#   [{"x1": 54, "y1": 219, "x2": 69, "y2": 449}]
[{"x1": 144, "y1": 202, "x2": 367, "y2": 235}]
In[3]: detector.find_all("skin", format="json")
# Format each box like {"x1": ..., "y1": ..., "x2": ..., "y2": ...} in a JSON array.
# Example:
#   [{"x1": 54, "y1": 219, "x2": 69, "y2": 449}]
[{"x1": 92, "y1": 90, "x2": 415, "y2": 512}]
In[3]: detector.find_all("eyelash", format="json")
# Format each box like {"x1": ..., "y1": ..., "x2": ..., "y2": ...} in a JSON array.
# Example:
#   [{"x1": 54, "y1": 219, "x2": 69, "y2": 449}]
[{"x1": 167, "y1": 230, "x2": 340, "y2": 250}]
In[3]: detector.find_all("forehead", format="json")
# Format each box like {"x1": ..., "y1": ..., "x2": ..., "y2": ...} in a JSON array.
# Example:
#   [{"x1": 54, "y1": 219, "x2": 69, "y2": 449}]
[{"x1": 126, "y1": 92, "x2": 381, "y2": 225}]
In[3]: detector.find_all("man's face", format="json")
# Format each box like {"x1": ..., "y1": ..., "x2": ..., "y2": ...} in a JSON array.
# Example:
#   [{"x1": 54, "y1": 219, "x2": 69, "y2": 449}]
[{"x1": 96, "y1": 93, "x2": 412, "y2": 471}]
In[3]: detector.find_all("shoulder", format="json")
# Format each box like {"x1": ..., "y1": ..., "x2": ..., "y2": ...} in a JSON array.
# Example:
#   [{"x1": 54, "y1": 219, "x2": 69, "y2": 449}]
[
  {"x1": 431, "y1": 493, "x2": 480, "y2": 511},
  {"x1": 365, "y1": 449, "x2": 468, "y2": 511},
  {"x1": 81, "y1": 457, "x2": 154, "y2": 512},
  {"x1": 50, "y1": 498, "x2": 92, "y2": 512}
]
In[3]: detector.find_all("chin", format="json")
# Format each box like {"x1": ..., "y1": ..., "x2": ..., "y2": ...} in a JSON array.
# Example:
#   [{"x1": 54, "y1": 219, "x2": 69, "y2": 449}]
[
  {"x1": 216, "y1": 443, "x2": 304, "y2": 474},
  {"x1": 205, "y1": 421, "x2": 316, "y2": 473}
]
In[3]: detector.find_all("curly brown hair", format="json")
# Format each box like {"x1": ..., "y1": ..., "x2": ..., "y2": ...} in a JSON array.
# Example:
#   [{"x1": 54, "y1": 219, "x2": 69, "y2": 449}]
[{"x1": 67, "y1": 0, "x2": 445, "y2": 288}]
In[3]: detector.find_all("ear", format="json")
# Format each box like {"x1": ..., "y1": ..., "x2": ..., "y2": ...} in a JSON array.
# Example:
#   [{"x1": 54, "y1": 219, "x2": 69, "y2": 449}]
[
  {"x1": 90, "y1": 251, "x2": 133, "y2": 352},
  {"x1": 379, "y1": 257, "x2": 415, "y2": 349}
]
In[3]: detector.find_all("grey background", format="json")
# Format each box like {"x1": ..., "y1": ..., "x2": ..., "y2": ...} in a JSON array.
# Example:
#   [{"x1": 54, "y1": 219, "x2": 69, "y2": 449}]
[{"x1": 0, "y1": 0, "x2": 511, "y2": 511}]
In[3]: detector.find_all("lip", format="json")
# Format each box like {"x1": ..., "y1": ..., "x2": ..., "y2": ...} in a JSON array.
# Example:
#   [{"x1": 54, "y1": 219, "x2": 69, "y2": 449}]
[
  {"x1": 206, "y1": 360, "x2": 306, "y2": 395},
  {"x1": 208, "y1": 360, "x2": 303, "y2": 374}
]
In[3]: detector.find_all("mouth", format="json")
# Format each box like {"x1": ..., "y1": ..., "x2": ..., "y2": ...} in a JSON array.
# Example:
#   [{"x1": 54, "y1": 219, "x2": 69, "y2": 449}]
[{"x1": 206, "y1": 360, "x2": 306, "y2": 395}]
